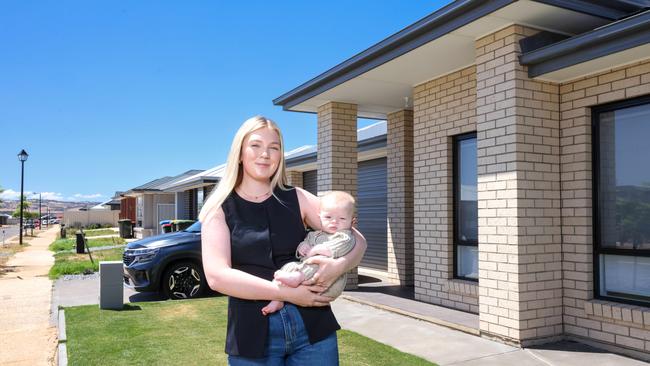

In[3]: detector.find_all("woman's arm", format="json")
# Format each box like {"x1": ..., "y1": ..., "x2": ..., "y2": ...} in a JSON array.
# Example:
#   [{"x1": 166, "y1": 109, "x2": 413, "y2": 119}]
[
  {"x1": 201, "y1": 207, "x2": 332, "y2": 306},
  {"x1": 295, "y1": 187, "x2": 367, "y2": 288}
]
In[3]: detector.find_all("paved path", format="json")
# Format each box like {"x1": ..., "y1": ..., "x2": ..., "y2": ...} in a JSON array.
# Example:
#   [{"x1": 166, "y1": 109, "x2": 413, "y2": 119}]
[
  {"x1": 0, "y1": 227, "x2": 58, "y2": 366},
  {"x1": 332, "y1": 299, "x2": 649, "y2": 365}
]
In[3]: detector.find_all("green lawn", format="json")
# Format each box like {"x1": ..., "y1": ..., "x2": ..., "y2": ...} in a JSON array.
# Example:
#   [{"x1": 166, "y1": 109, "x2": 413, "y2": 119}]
[
  {"x1": 49, "y1": 237, "x2": 125, "y2": 252},
  {"x1": 65, "y1": 297, "x2": 435, "y2": 366},
  {"x1": 49, "y1": 247, "x2": 124, "y2": 279},
  {"x1": 82, "y1": 228, "x2": 118, "y2": 237}
]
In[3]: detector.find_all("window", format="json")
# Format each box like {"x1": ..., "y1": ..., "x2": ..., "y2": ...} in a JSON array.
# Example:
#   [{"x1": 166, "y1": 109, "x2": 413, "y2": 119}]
[
  {"x1": 197, "y1": 188, "x2": 205, "y2": 218},
  {"x1": 593, "y1": 96, "x2": 650, "y2": 306},
  {"x1": 454, "y1": 133, "x2": 478, "y2": 280},
  {"x1": 136, "y1": 196, "x2": 143, "y2": 227}
]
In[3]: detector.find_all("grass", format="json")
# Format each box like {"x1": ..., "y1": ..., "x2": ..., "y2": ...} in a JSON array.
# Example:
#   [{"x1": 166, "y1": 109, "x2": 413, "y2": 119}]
[
  {"x1": 49, "y1": 247, "x2": 124, "y2": 279},
  {"x1": 49, "y1": 237, "x2": 126, "y2": 252},
  {"x1": 61, "y1": 227, "x2": 117, "y2": 239},
  {"x1": 65, "y1": 297, "x2": 435, "y2": 366},
  {"x1": 81, "y1": 228, "x2": 117, "y2": 237}
]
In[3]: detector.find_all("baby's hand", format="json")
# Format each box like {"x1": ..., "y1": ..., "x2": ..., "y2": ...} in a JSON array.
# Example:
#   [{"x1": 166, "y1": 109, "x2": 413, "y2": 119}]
[
  {"x1": 307, "y1": 244, "x2": 332, "y2": 257},
  {"x1": 297, "y1": 243, "x2": 310, "y2": 257}
]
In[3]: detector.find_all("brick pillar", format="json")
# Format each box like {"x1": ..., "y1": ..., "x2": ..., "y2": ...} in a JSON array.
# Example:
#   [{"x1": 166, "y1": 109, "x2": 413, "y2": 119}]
[
  {"x1": 286, "y1": 171, "x2": 303, "y2": 189},
  {"x1": 317, "y1": 101, "x2": 358, "y2": 289},
  {"x1": 387, "y1": 109, "x2": 414, "y2": 285},
  {"x1": 475, "y1": 25, "x2": 562, "y2": 345}
]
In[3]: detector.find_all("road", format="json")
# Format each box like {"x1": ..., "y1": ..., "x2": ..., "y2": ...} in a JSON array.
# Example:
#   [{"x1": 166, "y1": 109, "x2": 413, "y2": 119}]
[{"x1": 1, "y1": 225, "x2": 19, "y2": 244}]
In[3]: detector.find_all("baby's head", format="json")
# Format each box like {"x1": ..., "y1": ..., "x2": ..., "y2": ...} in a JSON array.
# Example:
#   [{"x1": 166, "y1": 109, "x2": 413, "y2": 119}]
[{"x1": 319, "y1": 191, "x2": 355, "y2": 234}]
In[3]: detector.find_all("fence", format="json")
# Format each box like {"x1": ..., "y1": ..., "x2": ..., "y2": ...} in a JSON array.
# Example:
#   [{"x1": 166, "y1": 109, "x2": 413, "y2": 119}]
[{"x1": 63, "y1": 209, "x2": 119, "y2": 227}]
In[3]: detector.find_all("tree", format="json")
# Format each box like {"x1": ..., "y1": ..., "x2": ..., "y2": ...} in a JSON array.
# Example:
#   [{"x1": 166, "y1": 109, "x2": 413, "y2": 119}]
[
  {"x1": 0, "y1": 185, "x2": 4, "y2": 204},
  {"x1": 11, "y1": 195, "x2": 32, "y2": 218}
]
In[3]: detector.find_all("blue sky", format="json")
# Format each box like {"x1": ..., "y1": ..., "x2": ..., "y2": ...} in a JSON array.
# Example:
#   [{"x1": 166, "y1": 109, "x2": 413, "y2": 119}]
[{"x1": 0, "y1": 1, "x2": 445, "y2": 202}]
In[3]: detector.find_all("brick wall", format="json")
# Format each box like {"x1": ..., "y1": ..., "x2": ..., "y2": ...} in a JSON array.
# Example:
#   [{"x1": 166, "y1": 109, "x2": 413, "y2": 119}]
[
  {"x1": 413, "y1": 65, "x2": 479, "y2": 312},
  {"x1": 560, "y1": 59, "x2": 650, "y2": 355},
  {"x1": 286, "y1": 171, "x2": 303, "y2": 189},
  {"x1": 387, "y1": 109, "x2": 414, "y2": 285},
  {"x1": 317, "y1": 101, "x2": 359, "y2": 289},
  {"x1": 475, "y1": 25, "x2": 562, "y2": 345}
]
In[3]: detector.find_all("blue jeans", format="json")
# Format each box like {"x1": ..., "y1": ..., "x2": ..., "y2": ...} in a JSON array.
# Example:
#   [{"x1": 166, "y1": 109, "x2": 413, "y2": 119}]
[{"x1": 228, "y1": 304, "x2": 339, "y2": 366}]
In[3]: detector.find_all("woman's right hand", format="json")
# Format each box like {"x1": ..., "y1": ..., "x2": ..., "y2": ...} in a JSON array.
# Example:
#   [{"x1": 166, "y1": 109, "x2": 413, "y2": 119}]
[{"x1": 281, "y1": 284, "x2": 333, "y2": 307}]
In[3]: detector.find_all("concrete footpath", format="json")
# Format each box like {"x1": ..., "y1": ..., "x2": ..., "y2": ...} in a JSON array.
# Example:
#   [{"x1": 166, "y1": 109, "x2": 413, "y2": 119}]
[
  {"x1": 332, "y1": 298, "x2": 649, "y2": 365},
  {"x1": 0, "y1": 227, "x2": 59, "y2": 366}
]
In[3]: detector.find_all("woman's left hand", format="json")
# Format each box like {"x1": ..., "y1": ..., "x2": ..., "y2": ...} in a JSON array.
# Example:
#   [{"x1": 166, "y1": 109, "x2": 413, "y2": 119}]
[{"x1": 302, "y1": 256, "x2": 345, "y2": 290}]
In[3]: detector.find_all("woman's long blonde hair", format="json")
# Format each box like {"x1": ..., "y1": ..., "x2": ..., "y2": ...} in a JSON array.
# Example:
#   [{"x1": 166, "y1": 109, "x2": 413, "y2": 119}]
[{"x1": 198, "y1": 116, "x2": 288, "y2": 223}]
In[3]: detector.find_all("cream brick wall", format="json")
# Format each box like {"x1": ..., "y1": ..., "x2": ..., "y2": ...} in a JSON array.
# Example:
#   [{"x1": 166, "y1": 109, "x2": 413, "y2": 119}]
[
  {"x1": 387, "y1": 109, "x2": 414, "y2": 285},
  {"x1": 560, "y1": 59, "x2": 650, "y2": 355},
  {"x1": 317, "y1": 101, "x2": 359, "y2": 289},
  {"x1": 475, "y1": 25, "x2": 562, "y2": 344},
  {"x1": 413, "y1": 65, "x2": 479, "y2": 313},
  {"x1": 286, "y1": 171, "x2": 303, "y2": 189}
]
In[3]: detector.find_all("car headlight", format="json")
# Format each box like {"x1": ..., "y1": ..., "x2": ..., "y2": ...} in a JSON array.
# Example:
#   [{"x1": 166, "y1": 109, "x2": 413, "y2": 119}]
[{"x1": 125, "y1": 248, "x2": 160, "y2": 265}]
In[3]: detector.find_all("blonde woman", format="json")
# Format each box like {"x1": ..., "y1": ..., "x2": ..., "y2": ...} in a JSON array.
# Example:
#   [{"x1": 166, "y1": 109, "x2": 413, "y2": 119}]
[{"x1": 200, "y1": 116, "x2": 367, "y2": 365}]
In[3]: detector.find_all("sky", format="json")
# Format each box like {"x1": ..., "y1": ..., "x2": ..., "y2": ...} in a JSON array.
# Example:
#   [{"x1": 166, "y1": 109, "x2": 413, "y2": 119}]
[{"x1": 0, "y1": 0, "x2": 446, "y2": 202}]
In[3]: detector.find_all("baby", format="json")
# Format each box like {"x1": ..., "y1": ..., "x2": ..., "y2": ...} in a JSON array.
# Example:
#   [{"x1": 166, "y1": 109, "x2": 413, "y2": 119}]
[{"x1": 262, "y1": 190, "x2": 356, "y2": 315}]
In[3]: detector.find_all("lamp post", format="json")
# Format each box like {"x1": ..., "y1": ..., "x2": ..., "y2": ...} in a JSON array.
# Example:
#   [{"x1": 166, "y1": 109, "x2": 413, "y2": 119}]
[
  {"x1": 18, "y1": 149, "x2": 29, "y2": 245},
  {"x1": 38, "y1": 193, "x2": 42, "y2": 229}
]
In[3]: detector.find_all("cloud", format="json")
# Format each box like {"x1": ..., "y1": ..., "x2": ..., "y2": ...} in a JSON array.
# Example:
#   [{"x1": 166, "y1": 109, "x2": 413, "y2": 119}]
[
  {"x1": 34, "y1": 192, "x2": 65, "y2": 201},
  {"x1": 0, "y1": 189, "x2": 21, "y2": 200},
  {"x1": 70, "y1": 193, "x2": 104, "y2": 201},
  {"x1": 0, "y1": 189, "x2": 104, "y2": 202}
]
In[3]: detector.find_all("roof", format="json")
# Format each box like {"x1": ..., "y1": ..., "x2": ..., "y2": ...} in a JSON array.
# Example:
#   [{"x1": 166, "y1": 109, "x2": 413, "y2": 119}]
[
  {"x1": 126, "y1": 170, "x2": 204, "y2": 195},
  {"x1": 161, "y1": 165, "x2": 225, "y2": 192},
  {"x1": 273, "y1": 0, "x2": 647, "y2": 117},
  {"x1": 520, "y1": 8, "x2": 650, "y2": 79},
  {"x1": 286, "y1": 121, "x2": 387, "y2": 168}
]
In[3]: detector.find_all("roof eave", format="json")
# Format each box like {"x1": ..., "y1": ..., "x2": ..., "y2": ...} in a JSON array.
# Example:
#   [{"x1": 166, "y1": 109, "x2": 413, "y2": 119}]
[
  {"x1": 273, "y1": 0, "x2": 517, "y2": 110},
  {"x1": 520, "y1": 10, "x2": 650, "y2": 78}
]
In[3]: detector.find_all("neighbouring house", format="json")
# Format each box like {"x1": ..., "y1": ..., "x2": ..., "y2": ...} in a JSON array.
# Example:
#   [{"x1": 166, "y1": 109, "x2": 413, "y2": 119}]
[
  {"x1": 285, "y1": 122, "x2": 390, "y2": 273},
  {"x1": 122, "y1": 170, "x2": 203, "y2": 238},
  {"x1": 159, "y1": 165, "x2": 224, "y2": 220},
  {"x1": 114, "y1": 191, "x2": 136, "y2": 224},
  {"x1": 93, "y1": 198, "x2": 120, "y2": 211},
  {"x1": 274, "y1": 0, "x2": 650, "y2": 359}
]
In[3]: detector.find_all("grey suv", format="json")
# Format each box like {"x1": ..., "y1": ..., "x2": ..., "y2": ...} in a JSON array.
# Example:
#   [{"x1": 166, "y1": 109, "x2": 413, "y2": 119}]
[{"x1": 123, "y1": 221, "x2": 208, "y2": 299}]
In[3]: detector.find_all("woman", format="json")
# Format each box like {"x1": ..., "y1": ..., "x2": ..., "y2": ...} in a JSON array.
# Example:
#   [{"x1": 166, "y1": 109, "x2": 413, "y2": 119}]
[{"x1": 200, "y1": 116, "x2": 367, "y2": 365}]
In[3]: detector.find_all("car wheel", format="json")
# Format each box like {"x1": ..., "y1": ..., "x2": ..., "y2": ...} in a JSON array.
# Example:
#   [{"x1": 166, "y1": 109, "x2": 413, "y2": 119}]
[{"x1": 162, "y1": 261, "x2": 206, "y2": 300}]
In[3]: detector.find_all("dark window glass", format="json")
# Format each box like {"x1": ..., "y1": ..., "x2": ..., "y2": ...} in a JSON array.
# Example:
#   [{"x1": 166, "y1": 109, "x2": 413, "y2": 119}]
[
  {"x1": 454, "y1": 133, "x2": 478, "y2": 280},
  {"x1": 594, "y1": 99, "x2": 650, "y2": 305}
]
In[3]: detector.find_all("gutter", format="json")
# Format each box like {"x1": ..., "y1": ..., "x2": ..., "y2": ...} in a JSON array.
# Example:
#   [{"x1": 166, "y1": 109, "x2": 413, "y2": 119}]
[{"x1": 520, "y1": 9, "x2": 650, "y2": 77}]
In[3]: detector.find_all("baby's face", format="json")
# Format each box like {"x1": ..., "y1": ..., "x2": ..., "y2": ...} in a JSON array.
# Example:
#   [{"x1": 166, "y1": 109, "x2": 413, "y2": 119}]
[{"x1": 319, "y1": 204, "x2": 352, "y2": 234}]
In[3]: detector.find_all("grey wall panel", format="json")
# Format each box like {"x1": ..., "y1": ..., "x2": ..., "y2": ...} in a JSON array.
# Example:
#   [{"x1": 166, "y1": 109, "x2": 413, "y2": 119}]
[
  {"x1": 357, "y1": 158, "x2": 387, "y2": 271},
  {"x1": 302, "y1": 170, "x2": 318, "y2": 195}
]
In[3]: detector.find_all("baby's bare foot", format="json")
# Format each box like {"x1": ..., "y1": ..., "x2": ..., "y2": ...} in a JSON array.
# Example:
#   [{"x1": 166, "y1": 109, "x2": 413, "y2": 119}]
[
  {"x1": 274, "y1": 272, "x2": 304, "y2": 287},
  {"x1": 262, "y1": 300, "x2": 284, "y2": 315}
]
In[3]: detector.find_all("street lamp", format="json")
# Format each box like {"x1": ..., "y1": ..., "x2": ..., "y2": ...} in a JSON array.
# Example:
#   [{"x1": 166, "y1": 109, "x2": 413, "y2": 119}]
[{"x1": 18, "y1": 149, "x2": 28, "y2": 245}]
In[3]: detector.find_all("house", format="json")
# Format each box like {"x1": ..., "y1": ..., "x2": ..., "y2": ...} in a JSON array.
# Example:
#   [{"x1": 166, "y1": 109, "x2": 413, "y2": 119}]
[
  {"x1": 159, "y1": 165, "x2": 224, "y2": 220},
  {"x1": 121, "y1": 170, "x2": 203, "y2": 238},
  {"x1": 285, "y1": 122, "x2": 390, "y2": 273},
  {"x1": 274, "y1": 0, "x2": 650, "y2": 359}
]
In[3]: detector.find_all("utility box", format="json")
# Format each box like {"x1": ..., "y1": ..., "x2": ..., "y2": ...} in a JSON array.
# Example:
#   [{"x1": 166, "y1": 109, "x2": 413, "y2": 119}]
[{"x1": 99, "y1": 261, "x2": 123, "y2": 310}]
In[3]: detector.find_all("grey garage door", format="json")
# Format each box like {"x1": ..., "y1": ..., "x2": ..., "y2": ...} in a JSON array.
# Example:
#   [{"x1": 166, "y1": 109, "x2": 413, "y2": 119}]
[
  {"x1": 357, "y1": 158, "x2": 387, "y2": 271},
  {"x1": 302, "y1": 170, "x2": 318, "y2": 195}
]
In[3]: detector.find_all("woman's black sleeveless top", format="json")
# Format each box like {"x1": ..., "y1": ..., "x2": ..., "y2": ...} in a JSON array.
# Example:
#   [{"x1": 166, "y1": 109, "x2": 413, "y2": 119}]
[{"x1": 221, "y1": 186, "x2": 340, "y2": 358}]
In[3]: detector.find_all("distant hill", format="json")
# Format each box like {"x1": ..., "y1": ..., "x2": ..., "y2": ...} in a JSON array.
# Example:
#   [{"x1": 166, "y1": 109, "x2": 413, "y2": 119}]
[{"x1": 0, "y1": 199, "x2": 101, "y2": 216}]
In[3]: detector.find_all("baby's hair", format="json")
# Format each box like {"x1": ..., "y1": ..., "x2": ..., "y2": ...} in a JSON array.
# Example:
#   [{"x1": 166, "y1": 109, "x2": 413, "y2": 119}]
[{"x1": 321, "y1": 191, "x2": 355, "y2": 216}]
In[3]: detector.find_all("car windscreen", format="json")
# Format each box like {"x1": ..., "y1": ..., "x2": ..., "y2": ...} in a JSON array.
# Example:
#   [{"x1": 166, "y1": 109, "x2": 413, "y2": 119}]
[{"x1": 184, "y1": 221, "x2": 202, "y2": 233}]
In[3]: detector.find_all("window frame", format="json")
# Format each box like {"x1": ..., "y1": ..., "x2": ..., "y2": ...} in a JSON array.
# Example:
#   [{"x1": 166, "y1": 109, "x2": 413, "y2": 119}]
[
  {"x1": 453, "y1": 132, "x2": 478, "y2": 282},
  {"x1": 592, "y1": 94, "x2": 650, "y2": 307}
]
